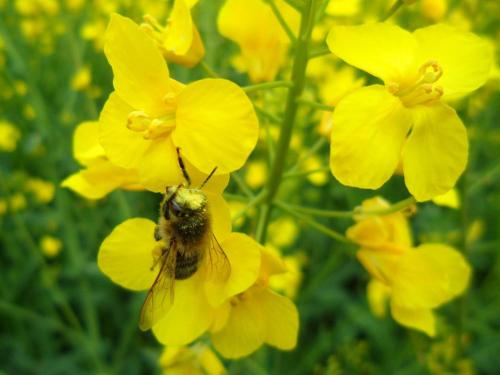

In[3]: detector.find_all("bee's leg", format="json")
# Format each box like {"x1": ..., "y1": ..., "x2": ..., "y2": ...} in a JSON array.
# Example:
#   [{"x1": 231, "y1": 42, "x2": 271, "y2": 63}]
[
  {"x1": 176, "y1": 147, "x2": 191, "y2": 186},
  {"x1": 154, "y1": 225, "x2": 161, "y2": 241}
]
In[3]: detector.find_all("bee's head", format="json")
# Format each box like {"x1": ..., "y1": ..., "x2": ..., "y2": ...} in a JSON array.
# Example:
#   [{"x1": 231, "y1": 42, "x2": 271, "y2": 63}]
[{"x1": 163, "y1": 186, "x2": 207, "y2": 220}]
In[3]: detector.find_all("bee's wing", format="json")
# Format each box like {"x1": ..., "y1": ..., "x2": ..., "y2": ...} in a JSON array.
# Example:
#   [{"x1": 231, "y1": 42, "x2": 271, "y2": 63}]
[
  {"x1": 204, "y1": 234, "x2": 231, "y2": 283},
  {"x1": 139, "y1": 242, "x2": 176, "y2": 331}
]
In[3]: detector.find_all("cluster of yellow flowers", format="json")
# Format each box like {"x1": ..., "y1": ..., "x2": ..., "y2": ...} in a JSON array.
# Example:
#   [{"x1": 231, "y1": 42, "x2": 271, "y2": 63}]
[
  {"x1": 59, "y1": 0, "x2": 495, "y2": 370},
  {"x1": 63, "y1": 8, "x2": 298, "y2": 361}
]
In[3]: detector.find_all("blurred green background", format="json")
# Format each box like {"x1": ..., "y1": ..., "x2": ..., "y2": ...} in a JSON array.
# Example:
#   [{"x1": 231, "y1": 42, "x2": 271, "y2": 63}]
[{"x1": 0, "y1": 0, "x2": 499, "y2": 374}]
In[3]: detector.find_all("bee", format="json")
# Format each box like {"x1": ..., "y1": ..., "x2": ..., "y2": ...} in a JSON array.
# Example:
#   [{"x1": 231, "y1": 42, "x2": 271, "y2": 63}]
[{"x1": 139, "y1": 148, "x2": 231, "y2": 331}]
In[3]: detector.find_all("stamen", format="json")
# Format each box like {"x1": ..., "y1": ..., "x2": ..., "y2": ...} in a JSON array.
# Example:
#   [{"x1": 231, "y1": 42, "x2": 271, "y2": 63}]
[
  {"x1": 389, "y1": 60, "x2": 445, "y2": 107},
  {"x1": 127, "y1": 111, "x2": 150, "y2": 131}
]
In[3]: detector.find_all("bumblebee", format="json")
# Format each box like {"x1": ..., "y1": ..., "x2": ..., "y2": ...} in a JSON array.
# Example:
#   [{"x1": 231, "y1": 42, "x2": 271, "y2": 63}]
[{"x1": 139, "y1": 149, "x2": 230, "y2": 331}]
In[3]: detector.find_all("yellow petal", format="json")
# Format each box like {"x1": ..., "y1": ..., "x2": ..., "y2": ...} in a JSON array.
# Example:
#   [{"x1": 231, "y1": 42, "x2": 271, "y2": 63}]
[
  {"x1": 104, "y1": 13, "x2": 171, "y2": 114},
  {"x1": 73, "y1": 121, "x2": 104, "y2": 166},
  {"x1": 330, "y1": 85, "x2": 412, "y2": 189},
  {"x1": 185, "y1": 160, "x2": 229, "y2": 194},
  {"x1": 403, "y1": 103, "x2": 468, "y2": 201},
  {"x1": 204, "y1": 233, "x2": 261, "y2": 306},
  {"x1": 97, "y1": 218, "x2": 157, "y2": 291},
  {"x1": 367, "y1": 279, "x2": 391, "y2": 318},
  {"x1": 391, "y1": 244, "x2": 471, "y2": 309},
  {"x1": 217, "y1": 0, "x2": 298, "y2": 82},
  {"x1": 62, "y1": 159, "x2": 139, "y2": 199},
  {"x1": 391, "y1": 304, "x2": 436, "y2": 336},
  {"x1": 259, "y1": 288, "x2": 299, "y2": 350},
  {"x1": 137, "y1": 137, "x2": 184, "y2": 193},
  {"x1": 206, "y1": 192, "x2": 232, "y2": 242},
  {"x1": 173, "y1": 79, "x2": 259, "y2": 174},
  {"x1": 347, "y1": 218, "x2": 390, "y2": 249},
  {"x1": 153, "y1": 271, "x2": 215, "y2": 345},
  {"x1": 432, "y1": 188, "x2": 460, "y2": 209},
  {"x1": 414, "y1": 24, "x2": 493, "y2": 99},
  {"x1": 327, "y1": 23, "x2": 417, "y2": 83},
  {"x1": 260, "y1": 246, "x2": 288, "y2": 279},
  {"x1": 99, "y1": 92, "x2": 151, "y2": 169},
  {"x1": 211, "y1": 289, "x2": 266, "y2": 359},
  {"x1": 164, "y1": 0, "x2": 193, "y2": 55}
]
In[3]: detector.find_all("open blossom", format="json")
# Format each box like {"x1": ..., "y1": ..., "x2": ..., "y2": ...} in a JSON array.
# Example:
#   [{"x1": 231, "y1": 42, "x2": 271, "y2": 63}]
[
  {"x1": 100, "y1": 14, "x2": 259, "y2": 192},
  {"x1": 217, "y1": 0, "x2": 299, "y2": 82},
  {"x1": 327, "y1": 23, "x2": 493, "y2": 201},
  {"x1": 210, "y1": 246, "x2": 299, "y2": 358},
  {"x1": 98, "y1": 191, "x2": 263, "y2": 346},
  {"x1": 347, "y1": 197, "x2": 471, "y2": 336},
  {"x1": 141, "y1": 0, "x2": 205, "y2": 67}
]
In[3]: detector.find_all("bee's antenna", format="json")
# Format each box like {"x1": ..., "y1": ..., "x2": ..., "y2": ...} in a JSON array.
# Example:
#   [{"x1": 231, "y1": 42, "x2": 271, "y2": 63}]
[
  {"x1": 199, "y1": 166, "x2": 217, "y2": 189},
  {"x1": 176, "y1": 147, "x2": 191, "y2": 186}
]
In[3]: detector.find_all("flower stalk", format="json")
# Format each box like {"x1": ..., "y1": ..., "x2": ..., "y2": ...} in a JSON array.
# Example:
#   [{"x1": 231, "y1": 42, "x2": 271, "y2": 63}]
[{"x1": 256, "y1": 0, "x2": 317, "y2": 243}]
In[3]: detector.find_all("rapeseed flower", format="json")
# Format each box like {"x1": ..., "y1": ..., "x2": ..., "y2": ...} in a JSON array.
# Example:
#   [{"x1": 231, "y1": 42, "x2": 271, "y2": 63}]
[
  {"x1": 159, "y1": 344, "x2": 226, "y2": 375},
  {"x1": 25, "y1": 178, "x2": 55, "y2": 203},
  {"x1": 210, "y1": 247, "x2": 299, "y2": 358},
  {"x1": 101, "y1": 14, "x2": 258, "y2": 192},
  {"x1": 62, "y1": 121, "x2": 142, "y2": 199},
  {"x1": 347, "y1": 197, "x2": 471, "y2": 335},
  {"x1": 217, "y1": 0, "x2": 299, "y2": 82},
  {"x1": 40, "y1": 235, "x2": 62, "y2": 257},
  {"x1": 327, "y1": 23, "x2": 493, "y2": 201},
  {"x1": 98, "y1": 196, "x2": 262, "y2": 345},
  {"x1": 141, "y1": 0, "x2": 205, "y2": 67},
  {"x1": 0, "y1": 121, "x2": 21, "y2": 152}
]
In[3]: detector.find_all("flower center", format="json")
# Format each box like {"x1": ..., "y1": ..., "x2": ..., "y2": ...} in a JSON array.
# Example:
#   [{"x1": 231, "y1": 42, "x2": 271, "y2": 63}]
[
  {"x1": 126, "y1": 94, "x2": 177, "y2": 140},
  {"x1": 388, "y1": 60, "x2": 444, "y2": 107}
]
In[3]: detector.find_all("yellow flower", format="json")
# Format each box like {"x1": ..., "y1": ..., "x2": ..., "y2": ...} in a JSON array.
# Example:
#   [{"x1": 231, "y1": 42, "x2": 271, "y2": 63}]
[
  {"x1": 25, "y1": 178, "x2": 55, "y2": 203},
  {"x1": 325, "y1": 0, "x2": 361, "y2": 17},
  {"x1": 40, "y1": 235, "x2": 62, "y2": 257},
  {"x1": 210, "y1": 247, "x2": 299, "y2": 358},
  {"x1": 101, "y1": 14, "x2": 258, "y2": 192},
  {"x1": 0, "y1": 121, "x2": 21, "y2": 152},
  {"x1": 217, "y1": 0, "x2": 299, "y2": 82},
  {"x1": 244, "y1": 160, "x2": 267, "y2": 189},
  {"x1": 159, "y1": 344, "x2": 226, "y2": 375},
  {"x1": 9, "y1": 193, "x2": 27, "y2": 211},
  {"x1": 71, "y1": 66, "x2": 92, "y2": 91},
  {"x1": 98, "y1": 196, "x2": 262, "y2": 346},
  {"x1": 141, "y1": 0, "x2": 205, "y2": 67},
  {"x1": 268, "y1": 247, "x2": 307, "y2": 299},
  {"x1": 62, "y1": 121, "x2": 143, "y2": 199},
  {"x1": 347, "y1": 197, "x2": 471, "y2": 336},
  {"x1": 421, "y1": 0, "x2": 448, "y2": 22},
  {"x1": 268, "y1": 217, "x2": 299, "y2": 248},
  {"x1": 327, "y1": 23, "x2": 493, "y2": 201}
]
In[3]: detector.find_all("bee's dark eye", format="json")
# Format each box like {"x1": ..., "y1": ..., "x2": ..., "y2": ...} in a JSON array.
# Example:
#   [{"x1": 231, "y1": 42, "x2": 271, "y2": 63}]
[{"x1": 170, "y1": 201, "x2": 183, "y2": 217}]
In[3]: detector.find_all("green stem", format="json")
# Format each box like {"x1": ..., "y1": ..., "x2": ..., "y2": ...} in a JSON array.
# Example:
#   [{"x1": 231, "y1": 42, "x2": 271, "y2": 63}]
[
  {"x1": 283, "y1": 165, "x2": 330, "y2": 179},
  {"x1": 232, "y1": 190, "x2": 268, "y2": 224},
  {"x1": 231, "y1": 173, "x2": 255, "y2": 199},
  {"x1": 384, "y1": 0, "x2": 405, "y2": 20},
  {"x1": 265, "y1": 0, "x2": 297, "y2": 43},
  {"x1": 256, "y1": 0, "x2": 318, "y2": 243},
  {"x1": 308, "y1": 45, "x2": 331, "y2": 59},
  {"x1": 276, "y1": 196, "x2": 416, "y2": 219},
  {"x1": 275, "y1": 201, "x2": 352, "y2": 244},
  {"x1": 243, "y1": 80, "x2": 293, "y2": 93},
  {"x1": 297, "y1": 98, "x2": 335, "y2": 111},
  {"x1": 198, "y1": 60, "x2": 219, "y2": 78}
]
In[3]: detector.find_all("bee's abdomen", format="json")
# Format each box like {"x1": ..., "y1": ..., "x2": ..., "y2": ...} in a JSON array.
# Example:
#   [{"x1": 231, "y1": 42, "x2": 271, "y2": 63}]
[
  {"x1": 175, "y1": 251, "x2": 200, "y2": 280},
  {"x1": 173, "y1": 214, "x2": 208, "y2": 246}
]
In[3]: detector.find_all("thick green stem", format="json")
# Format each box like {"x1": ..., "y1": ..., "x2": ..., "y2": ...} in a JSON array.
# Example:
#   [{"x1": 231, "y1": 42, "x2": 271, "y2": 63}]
[{"x1": 255, "y1": 0, "x2": 317, "y2": 243}]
